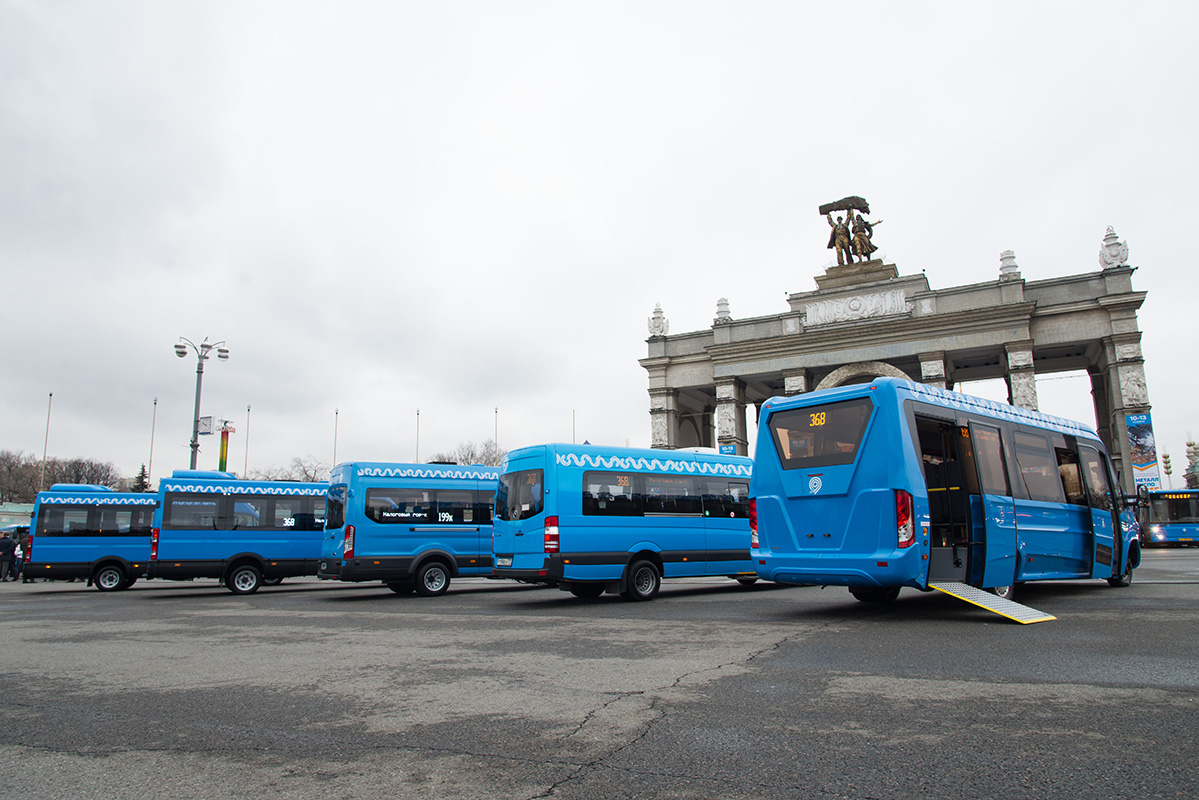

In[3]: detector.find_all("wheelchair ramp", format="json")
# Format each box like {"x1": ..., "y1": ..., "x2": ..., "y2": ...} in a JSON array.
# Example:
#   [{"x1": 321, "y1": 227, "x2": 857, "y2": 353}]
[{"x1": 929, "y1": 582, "x2": 1056, "y2": 624}]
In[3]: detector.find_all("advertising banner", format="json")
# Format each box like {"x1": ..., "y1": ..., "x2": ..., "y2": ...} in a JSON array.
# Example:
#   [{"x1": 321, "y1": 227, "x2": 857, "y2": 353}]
[{"x1": 1125, "y1": 412, "x2": 1162, "y2": 489}]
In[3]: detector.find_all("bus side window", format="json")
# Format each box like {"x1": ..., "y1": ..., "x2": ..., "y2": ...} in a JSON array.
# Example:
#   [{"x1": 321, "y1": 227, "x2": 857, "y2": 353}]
[
  {"x1": 1013, "y1": 431, "x2": 1066, "y2": 503},
  {"x1": 477, "y1": 492, "x2": 495, "y2": 525},
  {"x1": 1079, "y1": 447, "x2": 1114, "y2": 512},
  {"x1": 970, "y1": 424, "x2": 1010, "y2": 496},
  {"x1": 435, "y1": 490, "x2": 474, "y2": 524},
  {"x1": 1055, "y1": 448, "x2": 1087, "y2": 506}
]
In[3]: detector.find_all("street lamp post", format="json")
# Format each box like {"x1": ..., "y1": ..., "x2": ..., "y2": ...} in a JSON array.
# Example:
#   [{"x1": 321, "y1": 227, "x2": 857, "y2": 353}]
[{"x1": 174, "y1": 337, "x2": 229, "y2": 470}]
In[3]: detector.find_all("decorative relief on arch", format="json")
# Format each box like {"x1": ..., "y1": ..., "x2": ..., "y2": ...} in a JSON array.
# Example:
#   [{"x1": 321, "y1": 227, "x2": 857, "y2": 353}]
[
  {"x1": 805, "y1": 290, "x2": 911, "y2": 327},
  {"x1": 815, "y1": 361, "x2": 912, "y2": 391},
  {"x1": 1119, "y1": 364, "x2": 1149, "y2": 407}
]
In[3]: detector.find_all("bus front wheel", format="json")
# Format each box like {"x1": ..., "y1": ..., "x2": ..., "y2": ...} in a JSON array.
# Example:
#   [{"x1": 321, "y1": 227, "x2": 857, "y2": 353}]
[
  {"x1": 414, "y1": 561, "x2": 450, "y2": 597},
  {"x1": 227, "y1": 564, "x2": 263, "y2": 595},
  {"x1": 94, "y1": 565, "x2": 127, "y2": 592},
  {"x1": 621, "y1": 560, "x2": 661, "y2": 601},
  {"x1": 849, "y1": 586, "x2": 900, "y2": 603}
]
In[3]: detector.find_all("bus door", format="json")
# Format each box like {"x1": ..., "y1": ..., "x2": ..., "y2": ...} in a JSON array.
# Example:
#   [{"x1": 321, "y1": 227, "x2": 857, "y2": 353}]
[
  {"x1": 917, "y1": 417, "x2": 973, "y2": 583},
  {"x1": 969, "y1": 422, "x2": 1019, "y2": 589},
  {"x1": 1078, "y1": 444, "x2": 1119, "y2": 579}
]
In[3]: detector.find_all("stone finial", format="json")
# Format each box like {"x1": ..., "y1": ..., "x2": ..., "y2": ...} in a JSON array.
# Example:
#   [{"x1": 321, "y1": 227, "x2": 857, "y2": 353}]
[
  {"x1": 713, "y1": 297, "x2": 732, "y2": 325},
  {"x1": 1099, "y1": 226, "x2": 1130, "y2": 270},
  {"x1": 999, "y1": 250, "x2": 1021, "y2": 281},
  {"x1": 648, "y1": 303, "x2": 669, "y2": 337}
]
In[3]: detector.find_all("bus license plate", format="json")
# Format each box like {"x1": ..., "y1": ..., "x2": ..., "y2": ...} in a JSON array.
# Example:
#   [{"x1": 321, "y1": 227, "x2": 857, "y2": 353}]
[{"x1": 497, "y1": 557, "x2": 512, "y2": 567}]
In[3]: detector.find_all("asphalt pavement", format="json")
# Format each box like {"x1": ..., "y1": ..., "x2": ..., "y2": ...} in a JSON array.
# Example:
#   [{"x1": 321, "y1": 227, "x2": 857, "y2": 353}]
[{"x1": 0, "y1": 548, "x2": 1196, "y2": 800}]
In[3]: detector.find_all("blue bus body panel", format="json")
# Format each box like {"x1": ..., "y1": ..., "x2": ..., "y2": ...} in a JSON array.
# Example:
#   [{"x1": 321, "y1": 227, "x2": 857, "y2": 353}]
[
  {"x1": 153, "y1": 475, "x2": 326, "y2": 577},
  {"x1": 752, "y1": 378, "x2": 1138, "y2": 592},
  {"x1": 492, "y1": 443, "x2": 754, "y2": 585},
  {"x1": 27, "y1": 489, "x2": 156, "y2": 579},
  {"x1": 319, "y1": 462, "x2": 499, "y2": 583}
]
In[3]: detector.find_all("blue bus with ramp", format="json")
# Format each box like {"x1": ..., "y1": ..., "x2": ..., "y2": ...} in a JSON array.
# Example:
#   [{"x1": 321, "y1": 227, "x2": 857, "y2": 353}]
[
  {"x1": 317, "y1": 462, "x2": 499, "y2": 596},
  {"x1": 491, "y1": 443, "x2": 756, "y2": 600},
  {"x1": 25, "y1": 485, "x2": 157, "y2": 591},
  {"x1": 150, "y1": 470, "x2": 327, "y2": 594},
  {"x1": 750, "y1": 378, "x2": 1141, "y2": 618}
]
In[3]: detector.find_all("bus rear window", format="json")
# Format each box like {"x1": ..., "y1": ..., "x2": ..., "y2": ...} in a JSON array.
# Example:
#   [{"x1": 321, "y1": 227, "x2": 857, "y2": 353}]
[
  {"x1": 768, "y1": 398, "x2": 873, "y2": 470},
  {"x1": 497, "y1": 469, "x2": 544, "y2": 521}
]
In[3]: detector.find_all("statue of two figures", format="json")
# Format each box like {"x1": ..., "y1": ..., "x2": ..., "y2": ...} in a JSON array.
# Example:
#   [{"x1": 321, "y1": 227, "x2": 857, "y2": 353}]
[{"x1": 822, "y1": 196, "x2": 882, "y2": 266}]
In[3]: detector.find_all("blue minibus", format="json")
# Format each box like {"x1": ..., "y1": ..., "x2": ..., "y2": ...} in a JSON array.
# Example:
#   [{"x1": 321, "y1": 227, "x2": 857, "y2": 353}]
[
  {"x1": 491, "y1": 444, "x2": 756, "y2": 601},
  {"x1": 317, "y1": 462, "x2": 499, "y2": 596},
  {"x1": 26, "y1": 485, "x2": 157, "y2": 591},
  {"x1": 751, "y1": 378, "x2": 1141, "y2": 603},
  {"x1": 150, "y1": 470, "x2": 327, "y2": 594},
  {"x1": 1142, "y1": 490, "x2": 1199, "y2": 547}
]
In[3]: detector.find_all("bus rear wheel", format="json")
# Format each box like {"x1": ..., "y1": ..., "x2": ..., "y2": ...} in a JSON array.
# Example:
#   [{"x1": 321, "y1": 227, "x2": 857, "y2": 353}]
[
  {"x1": 735, "y1": 577, "x2": 759, "y2": 587},
  {"x1": 94, "y1": 565, "x2": 127, "y2": 592},
  {"x1": 569, "y1": 583, "x2": 605, "y2": 599},
  {"x1": 989, "y1": 585, "x2": 1015, "y2": 600},
  {"x1": 227, "y1": 564, "x2": 263, "y2": 595},
  {"x1": 414, "y1": 561, "x2": 450, "y2": 597},
  {"x1": 1107, "y1": 560, "x2": 1133, "y2": 588},
  {"x1": 849, "y1": 586, "x2": 900, "y2": 603},
  {"x1": 621, "y1": 560, "x2": 661, "y2": 601}
]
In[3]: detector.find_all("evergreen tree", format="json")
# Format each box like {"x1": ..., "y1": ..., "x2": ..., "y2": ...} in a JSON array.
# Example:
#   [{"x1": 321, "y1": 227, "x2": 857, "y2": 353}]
[{"x1": 133, "y1": 464, "x2": 151, "y2": 493}]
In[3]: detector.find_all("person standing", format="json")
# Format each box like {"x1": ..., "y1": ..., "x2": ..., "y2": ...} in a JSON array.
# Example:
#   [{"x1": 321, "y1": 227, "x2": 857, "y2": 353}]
[{"x1": 0, "y1": 533, "x2": 15, "y2": 582}]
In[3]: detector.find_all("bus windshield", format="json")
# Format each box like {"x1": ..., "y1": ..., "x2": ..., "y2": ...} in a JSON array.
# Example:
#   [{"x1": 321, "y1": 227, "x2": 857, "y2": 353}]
[{"x1": 1150, "y1": 493, "x2": 1199, "y2": 524}]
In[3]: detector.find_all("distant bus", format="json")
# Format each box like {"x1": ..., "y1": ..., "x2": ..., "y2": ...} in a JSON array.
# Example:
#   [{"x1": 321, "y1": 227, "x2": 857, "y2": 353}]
[
  {"x1": 25, "y1": 485, "x2": 156, "y2": 591},
  {"x1": 150, "y1": 470, "x2": 327, "y2": 594},
  {"x1": 751, "y1": 378, "x2": 1141, "y2": 603},
  {"x1": 317, "y1": 462, "x2": 498, "y2": 596},
  {"x1": 1142, "y1": 490, "x2": 1199, "y2": 547},
  {"x1": 491, "y1": 444, "x2": 756, "y2": 601}
]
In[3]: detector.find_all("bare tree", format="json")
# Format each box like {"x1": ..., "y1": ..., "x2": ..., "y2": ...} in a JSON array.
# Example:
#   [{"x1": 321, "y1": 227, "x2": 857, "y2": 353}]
[
  {"x1": 428, "y1": 439, "x2": 507, "y2": 468},
  {"x1": 247, "y1": 455, "x2": 331, "y2": 482}
]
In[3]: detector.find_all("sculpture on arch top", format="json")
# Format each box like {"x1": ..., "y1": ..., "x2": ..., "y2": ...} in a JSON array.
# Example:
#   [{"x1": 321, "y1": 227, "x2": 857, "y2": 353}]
[{"x1": 821, "y1": 196, "x2": 883, "y2": 265}]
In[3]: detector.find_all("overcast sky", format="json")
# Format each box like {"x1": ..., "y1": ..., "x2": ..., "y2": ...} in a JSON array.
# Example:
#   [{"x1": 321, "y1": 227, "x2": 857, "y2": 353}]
[{"x1": 2, "y1": 2, "x2": 1196, "y2": 484}]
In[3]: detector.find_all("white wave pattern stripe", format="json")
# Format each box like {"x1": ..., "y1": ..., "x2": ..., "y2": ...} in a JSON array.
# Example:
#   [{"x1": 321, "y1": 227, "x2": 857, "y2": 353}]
[
  {"x1": 555, "y1": 453, "x2": 751, "y2": 477},
  {"x1": 41, "y1": 496, "x2": 157, "y2": 505},
  {"x1": 162, "y1": 484, "x2": 326, "y2": 496},
  {"x1": 356, "y1": 467, "x2": 498, "y2": 480}
]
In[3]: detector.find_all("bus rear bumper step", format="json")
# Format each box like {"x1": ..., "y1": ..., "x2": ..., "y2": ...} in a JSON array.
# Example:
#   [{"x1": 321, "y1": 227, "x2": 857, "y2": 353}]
[{"x1": 929, "y1": 582, "x2": 1056, "y2": 625}]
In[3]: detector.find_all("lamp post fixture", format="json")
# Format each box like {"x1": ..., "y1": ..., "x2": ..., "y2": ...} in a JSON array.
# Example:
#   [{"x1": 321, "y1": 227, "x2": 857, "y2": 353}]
[{"x1": 174, "y1": 337, "x2": 229, "y2": 469}]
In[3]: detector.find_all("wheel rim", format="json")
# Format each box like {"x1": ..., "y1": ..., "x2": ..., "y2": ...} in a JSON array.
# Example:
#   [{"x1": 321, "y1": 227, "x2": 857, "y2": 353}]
[
  {"x1": 994, "y1": 586, "x2": 1012, "y2": 599},
  {"x1": 97, "y1": 568, "x2": 122, "y2": 590},
  {"x1": 232, "y1": 570, "x2": 257, "y2": 592},
  {"x1": 423, "y1": 567, "x2": 447, "y2": 593},
  {"x1": 634, "y1": 566, "x2": 656, "y2": 595}
]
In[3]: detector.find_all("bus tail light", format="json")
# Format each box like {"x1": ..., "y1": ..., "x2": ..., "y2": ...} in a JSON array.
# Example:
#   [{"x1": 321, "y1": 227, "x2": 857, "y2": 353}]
[
  {"x1": 544, "y1": 516, "x2": 560, "y2": 553},
  {"x1": 24, "y1": 535, "x2": 32, "y2": 563},
  {"x1": 150, "y1": 528, "x2": 160, "y2": 561},
  {"x1": 749, "y1": 499, "x2": 759, "y2": 548},
  {"x1": 344, "y1": 525, "x2": 355, "y2": 558},
  {"x1": 897, "y1": 490, "x2": 915, "y2": 549}
]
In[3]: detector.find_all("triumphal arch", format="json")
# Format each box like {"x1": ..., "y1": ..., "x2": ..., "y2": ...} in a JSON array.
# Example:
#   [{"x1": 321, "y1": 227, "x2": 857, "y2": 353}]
[{"x1": 640, "y1": 197, "x2": 1153, "y2": 491}]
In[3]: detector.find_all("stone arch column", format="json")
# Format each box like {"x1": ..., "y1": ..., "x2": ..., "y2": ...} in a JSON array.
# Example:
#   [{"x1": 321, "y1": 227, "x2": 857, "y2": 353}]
[
  {"x1": 715, "y1": 378, "x2": 748, "y2": 456},
  {"x1": 649, "y1": 388, "x2": 680, "y2": 449},
  {"x1": 815, "y1": 361, "x2": 913, "y2": 391}
]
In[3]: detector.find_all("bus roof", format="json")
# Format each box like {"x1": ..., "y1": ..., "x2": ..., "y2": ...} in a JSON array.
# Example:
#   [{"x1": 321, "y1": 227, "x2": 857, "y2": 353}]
[
  {"x1": 505, "y1": 443, "x2": 753, "y2": 478},
  {"x1": 764, "y1": 377, "x2": 1100, "y2": 441},
  {"x1": 334, "y1": 462, "x2": 499, "y2": 482},
  {"x1": 158, "y1": 476, "x2": 327, "y2": 496}
]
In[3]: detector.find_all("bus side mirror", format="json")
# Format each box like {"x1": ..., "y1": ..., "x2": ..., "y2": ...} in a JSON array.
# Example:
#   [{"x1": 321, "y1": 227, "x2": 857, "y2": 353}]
[{"x1": 1135, "y1": 484, "x2": 1149, "y2": 508}]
